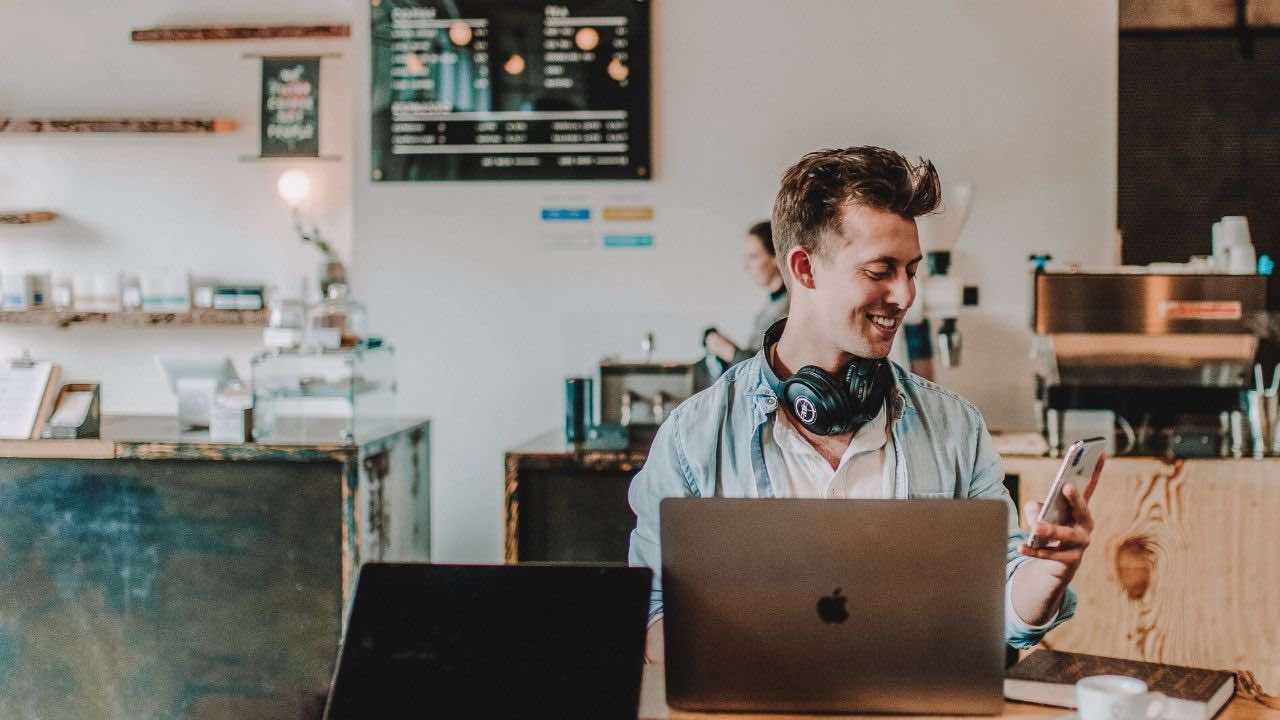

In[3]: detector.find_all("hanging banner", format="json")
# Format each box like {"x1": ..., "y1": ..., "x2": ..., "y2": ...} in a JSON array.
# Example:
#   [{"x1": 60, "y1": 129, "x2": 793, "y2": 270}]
[{"x1": 261, "y1": 56, "x2": 320, "y2": 158}]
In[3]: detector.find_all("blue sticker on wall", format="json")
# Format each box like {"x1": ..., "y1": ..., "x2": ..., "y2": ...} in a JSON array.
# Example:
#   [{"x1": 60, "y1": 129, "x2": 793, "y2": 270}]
[{"x1": 541, "y1": 208, "x2": 591, "y2": 221}]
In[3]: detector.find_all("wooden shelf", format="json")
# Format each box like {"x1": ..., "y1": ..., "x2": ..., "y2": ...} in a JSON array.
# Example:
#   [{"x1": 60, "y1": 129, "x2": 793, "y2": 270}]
[
  {"x1": 0, "y1": 211, "x2": 56, "y2": 225},
  {"x1": 131, "y1": 24, "x2": 351, "y2": 42},
  {"x1": 0, "y1": 118, "x2": 239, "y2": 134},
  {"x1": 0, "y1": 309, "x2": 268, "y2": 329}
]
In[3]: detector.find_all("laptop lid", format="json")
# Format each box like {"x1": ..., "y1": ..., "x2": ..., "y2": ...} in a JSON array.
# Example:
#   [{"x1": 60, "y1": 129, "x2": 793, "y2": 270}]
[
  {"x1": 323, "y1": 562, "x2": 652, "y2": 720},
  {"x1": 660, "y1": 498, "x2": 1007, "y2": 715}
]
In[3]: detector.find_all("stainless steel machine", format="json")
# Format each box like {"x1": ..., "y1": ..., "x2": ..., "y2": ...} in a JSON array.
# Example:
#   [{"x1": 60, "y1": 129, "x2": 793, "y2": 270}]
[{"x1": 1032, "y1": 269, "x2": 1266, "y2": 457}]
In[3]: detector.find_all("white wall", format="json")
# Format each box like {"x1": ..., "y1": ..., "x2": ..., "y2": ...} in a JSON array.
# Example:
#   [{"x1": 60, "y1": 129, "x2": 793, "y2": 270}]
[
  {"x1": 0, "y1": 0, "x2": 352, "y2": 410},
  {"x1": 352, "y1": 0, "x2": 1119, "y2": 561}
]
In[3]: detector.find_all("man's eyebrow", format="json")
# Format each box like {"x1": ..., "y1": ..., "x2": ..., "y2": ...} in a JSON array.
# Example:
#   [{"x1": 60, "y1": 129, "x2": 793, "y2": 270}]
[{"x1": 863, "y1": 255, "x2": 925, "y2": 266}]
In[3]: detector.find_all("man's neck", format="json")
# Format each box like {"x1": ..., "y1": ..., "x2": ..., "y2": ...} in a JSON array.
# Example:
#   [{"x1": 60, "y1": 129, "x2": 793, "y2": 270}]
[{"x1": 773, "y1": 314, "x2": 852, "y2": 377}]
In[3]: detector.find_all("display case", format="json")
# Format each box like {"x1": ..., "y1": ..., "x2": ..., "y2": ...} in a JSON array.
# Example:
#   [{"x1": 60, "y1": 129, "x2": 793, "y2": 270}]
[{"x1": 251, "y1": 345, "x2": 397, "y2": 443}]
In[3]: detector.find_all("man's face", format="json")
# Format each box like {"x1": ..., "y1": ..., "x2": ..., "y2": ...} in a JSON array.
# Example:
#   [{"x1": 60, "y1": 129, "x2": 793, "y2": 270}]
[
  {"x1": 742, "y1": 234, "x2": 778, "y2": 288},
  {"x1": 808, "y1": 204, "x2": 922, "y2": 358}
]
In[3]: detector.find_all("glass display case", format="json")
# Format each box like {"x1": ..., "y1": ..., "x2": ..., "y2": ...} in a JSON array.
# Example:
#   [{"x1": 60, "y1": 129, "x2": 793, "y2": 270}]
[{"x1": 250, "y1": 344, "x2": 397, "y2": 443}]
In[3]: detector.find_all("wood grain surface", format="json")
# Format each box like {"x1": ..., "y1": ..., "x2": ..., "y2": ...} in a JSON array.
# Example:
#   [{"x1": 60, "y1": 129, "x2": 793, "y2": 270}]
[
  {"x1": 130, "y1": 24, "x2": 350, "y2": 41},
  {"x1": 1006, "y1": 457, "x2": 1280, "y2": 694},
  {"x1": 639, "y1": 664, "x2": 1279, "y2": 720},
  {"x1": 0, "y1": 211, "x2": 56, "y2": 225},
  {"x1": 0, "y1": 118, "x2": 238, "y2": 133}
]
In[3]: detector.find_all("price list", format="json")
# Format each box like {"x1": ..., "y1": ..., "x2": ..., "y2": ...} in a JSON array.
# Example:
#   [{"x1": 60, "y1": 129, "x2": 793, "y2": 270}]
[{"x1": 371, "y1": 0, "x2": 650, "y2": 181}]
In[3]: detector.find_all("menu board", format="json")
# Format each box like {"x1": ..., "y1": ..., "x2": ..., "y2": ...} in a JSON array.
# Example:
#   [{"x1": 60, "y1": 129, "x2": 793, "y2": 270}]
[
  {"x1": 370, "y1": 0, "x2": 650, "y2": 181},
  {"x1": 261, "y1": 57, "x2": 320, "y2": 158}
]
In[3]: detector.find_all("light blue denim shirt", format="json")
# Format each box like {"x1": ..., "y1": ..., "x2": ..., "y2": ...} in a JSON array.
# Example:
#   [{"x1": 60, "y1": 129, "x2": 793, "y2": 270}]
[{"x1": 627, "y1": 350, "x2": 1076, "y2": 649}]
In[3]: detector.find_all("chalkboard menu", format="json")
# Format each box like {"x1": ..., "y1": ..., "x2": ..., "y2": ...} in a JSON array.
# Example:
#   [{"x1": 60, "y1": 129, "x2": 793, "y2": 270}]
[
  {"x1": 370, "y1": 0, "x2": 650, "y2": 181},
  {"x1": 262, "y1": 57, "x2": 320, "y2": 158}
]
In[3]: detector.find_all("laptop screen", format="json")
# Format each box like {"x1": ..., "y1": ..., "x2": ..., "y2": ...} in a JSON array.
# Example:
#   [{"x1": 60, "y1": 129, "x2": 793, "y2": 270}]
[{"x1": 324, "y1": 563, "x2": 651, "y2": 719}]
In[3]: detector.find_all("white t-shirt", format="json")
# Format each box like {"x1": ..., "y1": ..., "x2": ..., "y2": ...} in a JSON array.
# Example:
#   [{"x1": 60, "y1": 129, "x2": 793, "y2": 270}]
[{"x1": 763, "y1": 400, "x2": 895, "y2": 500}]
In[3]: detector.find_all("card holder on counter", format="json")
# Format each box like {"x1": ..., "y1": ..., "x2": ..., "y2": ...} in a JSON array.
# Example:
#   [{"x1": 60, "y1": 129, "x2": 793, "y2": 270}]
[{"x1": 41, "y1": 383, "x2": 101, "y2": 440}]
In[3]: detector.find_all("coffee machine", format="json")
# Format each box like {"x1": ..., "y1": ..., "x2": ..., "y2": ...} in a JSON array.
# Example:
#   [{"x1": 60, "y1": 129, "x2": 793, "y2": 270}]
[{"x1": 1032, "y1": 267, "x2": 1265, "y2": 457}]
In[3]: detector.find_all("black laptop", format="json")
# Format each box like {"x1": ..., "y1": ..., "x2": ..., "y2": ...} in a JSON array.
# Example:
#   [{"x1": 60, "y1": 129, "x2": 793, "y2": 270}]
[{"x1": 322, "y1": 562, "x2": 652, "y2": 719}]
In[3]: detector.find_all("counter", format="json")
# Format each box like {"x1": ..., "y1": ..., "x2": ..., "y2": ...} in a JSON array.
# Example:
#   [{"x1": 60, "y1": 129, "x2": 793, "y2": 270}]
[
  {"x1": 0, "y1": 415, "x2": 430, "y2": 720},
  {"x1": 504, "y1": 430, "x2": 1279, "y2": 693},
  {"x1": 1004, "y1": 455, "x2": 1279, "y2": 695}
]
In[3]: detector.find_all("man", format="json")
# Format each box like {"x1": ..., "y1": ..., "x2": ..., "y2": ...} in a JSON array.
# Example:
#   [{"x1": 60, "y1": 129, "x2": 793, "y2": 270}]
[{"x1": 628, "y1": 146, "x2": 1099, "y2": 663}]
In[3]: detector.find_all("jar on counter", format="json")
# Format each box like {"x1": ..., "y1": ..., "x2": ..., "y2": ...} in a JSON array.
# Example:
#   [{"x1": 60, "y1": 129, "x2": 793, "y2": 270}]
[{"x1": 306, "y1": 283, "x2": 367, "y2": 350}]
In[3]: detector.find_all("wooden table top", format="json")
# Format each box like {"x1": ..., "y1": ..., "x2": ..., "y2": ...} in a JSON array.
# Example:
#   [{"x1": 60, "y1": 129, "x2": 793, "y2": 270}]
[{"x1": 638, "y1": 665, "x2": 1278, "y2": 720}]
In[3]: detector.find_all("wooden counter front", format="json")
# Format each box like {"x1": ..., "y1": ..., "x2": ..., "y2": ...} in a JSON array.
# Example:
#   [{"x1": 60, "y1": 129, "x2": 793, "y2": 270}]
[
  {"x1": 639, "y1": 665, "x2": 1279, "y2": 720},
  {"x1": 1005, "y1": 456, "x2": 1280, "y2": 696}
]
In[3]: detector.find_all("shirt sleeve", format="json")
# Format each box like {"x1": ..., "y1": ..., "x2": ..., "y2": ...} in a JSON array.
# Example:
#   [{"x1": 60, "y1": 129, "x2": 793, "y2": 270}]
[
  {"x1": 966, "y1": 412, "x2": 1076, "y2": 649},
  {"x1": 627, "y1": 410, "x2": 698, "y2": 626}
]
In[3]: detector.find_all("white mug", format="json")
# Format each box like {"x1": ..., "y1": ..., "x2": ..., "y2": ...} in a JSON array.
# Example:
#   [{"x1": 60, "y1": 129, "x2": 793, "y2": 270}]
[{"x1": 1076, "y1": 675, "x2": 1168, "y2": 720}]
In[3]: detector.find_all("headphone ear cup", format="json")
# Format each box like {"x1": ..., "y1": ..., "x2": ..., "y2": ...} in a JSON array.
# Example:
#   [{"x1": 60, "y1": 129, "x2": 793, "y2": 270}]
[
  {"x1": 844, "y1": 359, "x2": 895, "y2": 425},
  {"x1": 782, "y1": 367, "x2": 854, "y2": 436}
]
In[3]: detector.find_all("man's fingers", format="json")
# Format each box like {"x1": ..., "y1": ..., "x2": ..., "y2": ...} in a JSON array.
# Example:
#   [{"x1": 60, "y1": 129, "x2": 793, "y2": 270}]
[
  {"x1": 1030, "y1": 521, "x2": 1090, "y2": 548},
  {"x1": 1063, "y1": 483, "x2": 1094, "y2": 533},
  {"x1": 1020, "y1": 545, "x2": 1085, "y2": 566}
]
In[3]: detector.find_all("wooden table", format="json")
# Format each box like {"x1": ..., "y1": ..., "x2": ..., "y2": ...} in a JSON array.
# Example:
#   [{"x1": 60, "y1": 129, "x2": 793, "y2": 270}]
[
  {"x1": 638, "y1": 665, "x2": 1279, "y2": 720},
  {"x1": 1005, "y1": 456, "x2": 1280, "y2": 694}
]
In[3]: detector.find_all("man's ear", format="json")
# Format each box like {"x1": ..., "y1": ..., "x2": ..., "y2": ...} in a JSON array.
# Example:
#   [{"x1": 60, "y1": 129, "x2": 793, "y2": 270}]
[{"x1": 786, "y1": 247, "x2": 817, "y2": 290}]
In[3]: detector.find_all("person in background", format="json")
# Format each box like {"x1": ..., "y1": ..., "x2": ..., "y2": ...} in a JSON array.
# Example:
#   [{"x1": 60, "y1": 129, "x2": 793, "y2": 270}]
[{"x1": 705, "y1": 221, "x2": 790, "y2": 367}]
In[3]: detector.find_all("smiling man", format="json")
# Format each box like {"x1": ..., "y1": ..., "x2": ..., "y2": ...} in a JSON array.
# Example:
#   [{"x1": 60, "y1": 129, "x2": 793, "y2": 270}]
[{"x1": 628, "y1": 146, "x2": 1098, "y2": 662}]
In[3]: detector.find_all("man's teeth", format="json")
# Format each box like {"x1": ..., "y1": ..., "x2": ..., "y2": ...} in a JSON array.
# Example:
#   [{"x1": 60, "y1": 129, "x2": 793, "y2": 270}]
[{"x1": 869, "y1": 315, "x2": 897, "y2": 329}]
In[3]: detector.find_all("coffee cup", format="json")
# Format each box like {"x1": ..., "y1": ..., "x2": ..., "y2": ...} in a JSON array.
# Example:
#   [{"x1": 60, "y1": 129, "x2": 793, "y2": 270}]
[{"x1": 1076, "y1": 675, "x2": 1168, "y2": 720}]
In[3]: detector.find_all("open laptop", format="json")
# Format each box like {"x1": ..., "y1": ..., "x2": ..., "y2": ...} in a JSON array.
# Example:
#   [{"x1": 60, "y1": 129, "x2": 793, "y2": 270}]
[
  {"x1": 323, "y1": 562, "x2": 652, "y2": 720},
  {"x1": 660, "y1": 498, "x2": 1008, "y2": 715}
]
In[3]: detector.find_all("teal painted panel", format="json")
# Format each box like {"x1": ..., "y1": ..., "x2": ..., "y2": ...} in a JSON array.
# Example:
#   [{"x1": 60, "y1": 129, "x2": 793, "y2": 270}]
[{"x1": 0, "y1": 459, "x2": 343, "y2": 720}]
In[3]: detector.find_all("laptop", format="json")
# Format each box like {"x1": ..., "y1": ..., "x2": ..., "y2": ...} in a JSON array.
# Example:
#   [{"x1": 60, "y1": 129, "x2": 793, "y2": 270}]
[
  {"x1": 660, "y1": 498, "x2": 1007, "y2": 715},
  {"x1": 323, "y1": 562, "x2": 652, "y2": 720}
]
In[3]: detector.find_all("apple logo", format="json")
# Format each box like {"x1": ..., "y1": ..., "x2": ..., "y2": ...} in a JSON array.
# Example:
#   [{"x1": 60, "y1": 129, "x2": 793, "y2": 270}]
[{"x1": 817, "y1": 588, "x2": 849, "y2": 624}]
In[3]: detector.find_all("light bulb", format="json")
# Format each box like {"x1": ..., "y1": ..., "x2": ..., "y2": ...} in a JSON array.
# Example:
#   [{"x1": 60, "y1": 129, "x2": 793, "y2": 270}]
[{"x1": 277, "y1": 169, "x2": 311, "y2": 208}]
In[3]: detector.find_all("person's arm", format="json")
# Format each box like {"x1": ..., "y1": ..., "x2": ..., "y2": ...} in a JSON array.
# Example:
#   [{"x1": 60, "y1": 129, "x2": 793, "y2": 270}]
[
  {"x1": 1012, "y1": 458, "x2": 1102, "y2": 623},
  {"x1": 627, "y1": 411, "x2": 697, "y2": 663},
  {"x1": 704, "y1": 330, "x2": 741, "y2": 365},
  {"x1": 965, "y1": 414, "x2": 1080, "y2": 648}
]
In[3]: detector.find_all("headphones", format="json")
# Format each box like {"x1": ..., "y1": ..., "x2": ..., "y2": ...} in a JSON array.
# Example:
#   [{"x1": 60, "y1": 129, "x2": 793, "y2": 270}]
[{"x1": 760, "y1": 318, "x2": 895, "y2": 436}]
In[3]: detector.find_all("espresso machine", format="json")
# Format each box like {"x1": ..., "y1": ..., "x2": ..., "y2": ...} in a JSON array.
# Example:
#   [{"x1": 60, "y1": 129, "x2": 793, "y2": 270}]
[{"x1": 1032, "y1": 267, "x2": 1266, "y2": 457}]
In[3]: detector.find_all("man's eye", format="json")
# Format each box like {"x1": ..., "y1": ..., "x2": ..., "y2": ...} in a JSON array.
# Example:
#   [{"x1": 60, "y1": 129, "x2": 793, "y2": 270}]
[{"x1": 865, "y1": 268, "x2": 890, "y2": 280}]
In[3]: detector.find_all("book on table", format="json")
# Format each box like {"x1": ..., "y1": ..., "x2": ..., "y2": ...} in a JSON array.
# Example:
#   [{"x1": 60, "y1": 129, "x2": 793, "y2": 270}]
[{"x1": 1005, "y1": 650, "x2": 1235, "y2": 720}]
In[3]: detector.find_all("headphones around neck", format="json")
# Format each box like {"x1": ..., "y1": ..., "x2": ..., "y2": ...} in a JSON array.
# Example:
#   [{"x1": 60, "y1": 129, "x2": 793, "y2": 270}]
[{"x1": 760, "y1": 318, "x2": 895, "y2": 436}]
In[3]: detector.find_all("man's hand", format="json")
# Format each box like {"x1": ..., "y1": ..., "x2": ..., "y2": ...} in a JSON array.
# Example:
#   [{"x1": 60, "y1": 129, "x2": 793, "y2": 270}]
[
  {"x1": 1011, "y1": 453, "x2": 1104, "y2": 624},
  {"x1": 1017, "y1": 453, "x2": 1104, "y2": 583},
  {"x1": 704, "y1": 331, "x2": 739, "y2": 364}
]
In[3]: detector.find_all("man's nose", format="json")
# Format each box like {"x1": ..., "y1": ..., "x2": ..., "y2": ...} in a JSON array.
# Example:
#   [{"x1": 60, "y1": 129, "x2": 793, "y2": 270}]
[{"x1": 885, "y1": 272, "x2": 915, "y2": 310}]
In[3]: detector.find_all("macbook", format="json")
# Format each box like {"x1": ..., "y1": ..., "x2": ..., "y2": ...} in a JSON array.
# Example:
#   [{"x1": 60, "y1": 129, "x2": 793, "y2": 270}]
[{"x1": 660, "y1": 498, "x2": 1008, "y2": 715}]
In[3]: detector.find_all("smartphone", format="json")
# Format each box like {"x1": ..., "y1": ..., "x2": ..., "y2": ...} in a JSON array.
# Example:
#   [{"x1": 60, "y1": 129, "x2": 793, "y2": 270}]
[{"x1": 1028, "y1": 437, "x2": 1106, "y2": 549}]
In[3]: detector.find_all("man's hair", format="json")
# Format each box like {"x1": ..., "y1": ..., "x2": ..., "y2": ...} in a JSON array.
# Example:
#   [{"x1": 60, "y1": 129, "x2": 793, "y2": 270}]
[
  {"x1": 771, "y1": 146, "x2": 941, "y2": 278},
  {"x1": 747, "y1": 220, "x2": 774, "y2": 257}
]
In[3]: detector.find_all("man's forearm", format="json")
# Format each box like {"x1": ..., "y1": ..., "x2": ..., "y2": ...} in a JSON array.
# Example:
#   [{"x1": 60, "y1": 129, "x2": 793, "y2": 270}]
[{"x1": 1010, "y1": 559, "x2": 1069, "y2": 626}]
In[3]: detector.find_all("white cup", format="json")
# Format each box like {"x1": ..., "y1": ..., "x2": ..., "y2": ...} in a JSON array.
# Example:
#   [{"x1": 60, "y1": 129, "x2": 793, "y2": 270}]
[{"x1": 1076, "y1": 675, "x2": 1168, "y2": 720}]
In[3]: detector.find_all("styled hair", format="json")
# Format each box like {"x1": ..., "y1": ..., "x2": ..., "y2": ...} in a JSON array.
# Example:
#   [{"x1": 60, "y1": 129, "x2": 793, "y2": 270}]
[
  {"x1": 771, "y1": 146, "x2": 941, "y2": 277},
  {"x1": 747, "y1": 220, "x2": 774, "y2": 257}
]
